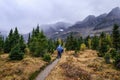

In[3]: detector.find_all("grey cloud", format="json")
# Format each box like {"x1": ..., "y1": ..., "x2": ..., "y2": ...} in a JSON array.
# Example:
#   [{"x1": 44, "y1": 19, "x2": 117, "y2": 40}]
[{"x1": 0, "y1": 0, "x2": 120, "y2": 33}]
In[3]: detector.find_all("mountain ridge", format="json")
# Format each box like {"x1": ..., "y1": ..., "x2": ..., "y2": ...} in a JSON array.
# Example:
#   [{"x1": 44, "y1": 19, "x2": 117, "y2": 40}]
[{"x1": 50, "y1": 7, "x2": 120, "y2": 39}]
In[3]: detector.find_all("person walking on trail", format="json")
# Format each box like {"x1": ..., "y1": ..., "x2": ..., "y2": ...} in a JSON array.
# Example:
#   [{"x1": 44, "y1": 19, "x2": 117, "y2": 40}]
[{"x1": 57, "y1": 45, "x2": 63, "y2": 58}]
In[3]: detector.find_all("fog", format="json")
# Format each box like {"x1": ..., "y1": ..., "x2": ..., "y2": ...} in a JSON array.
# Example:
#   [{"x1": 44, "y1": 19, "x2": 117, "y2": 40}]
[{"x1": 0, "y1": 0, "x2": 120, "y2": 33}]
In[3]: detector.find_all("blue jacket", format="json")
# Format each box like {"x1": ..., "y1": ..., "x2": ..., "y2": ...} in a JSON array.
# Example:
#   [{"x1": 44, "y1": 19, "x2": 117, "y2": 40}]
[{"x1": 57, "y1": 45, "x2": 63, "y2": 53}]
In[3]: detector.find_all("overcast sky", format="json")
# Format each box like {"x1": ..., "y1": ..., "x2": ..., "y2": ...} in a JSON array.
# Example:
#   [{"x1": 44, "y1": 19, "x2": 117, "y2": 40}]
[{"x1": 0, "y1": 0, "x2": 120, "y2": 34}]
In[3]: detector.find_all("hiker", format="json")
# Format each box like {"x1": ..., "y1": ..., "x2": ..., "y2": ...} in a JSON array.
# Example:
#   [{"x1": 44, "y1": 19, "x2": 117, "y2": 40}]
[{"x1": 57, "y1": 45, "x2": 63, "y2": 58}]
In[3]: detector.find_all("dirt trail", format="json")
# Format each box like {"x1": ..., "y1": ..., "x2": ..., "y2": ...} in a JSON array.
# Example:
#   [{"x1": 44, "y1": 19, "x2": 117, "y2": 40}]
[{"x1": 36, "y1": 59, "x2": 59, "y2": 80}]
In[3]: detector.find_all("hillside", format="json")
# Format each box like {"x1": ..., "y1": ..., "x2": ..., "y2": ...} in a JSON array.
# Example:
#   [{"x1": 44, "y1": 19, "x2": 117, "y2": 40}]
[
  {"x1": 0, "y1": 52, "x2": 57, "y2": 80},
  {"x1": 0, "y1": 54, "x2": 46, "y2": 80},
  {"x1": 46, "y1": 50, "x2": 120, "y2": 80}
]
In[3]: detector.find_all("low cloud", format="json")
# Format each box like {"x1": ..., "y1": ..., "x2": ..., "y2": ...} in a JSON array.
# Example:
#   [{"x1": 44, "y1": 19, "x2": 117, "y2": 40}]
[{"x1": 0, "y1": 0, "x2": 120, "y2": 33}]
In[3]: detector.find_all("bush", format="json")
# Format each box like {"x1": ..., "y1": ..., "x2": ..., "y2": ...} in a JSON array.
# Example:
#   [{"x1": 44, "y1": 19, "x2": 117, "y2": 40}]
[
  {"x1": 43, "y1": 53, "x2": 51, "y2": 62},
  {"x1": 80, "y1": 43, "x2": 86, "y2": 51},
  {"x1": 24, "y1": 47, "x2": 30, "y2": 55},
  {"x1": 114, "y1": 54, "x2": 120, "y2": 69},
  {"x1": 9, "y1": 44, "x2": 24, "y2": 60},
  {"x1": 98, "y1": 45, "x2": 110, "y2": 57},
  {"x1": 104, "y1": 53, "x2": 110, "y2": 64},
  {"x1": 109, "y1": 48, "x2": 117, "y2": 59}
]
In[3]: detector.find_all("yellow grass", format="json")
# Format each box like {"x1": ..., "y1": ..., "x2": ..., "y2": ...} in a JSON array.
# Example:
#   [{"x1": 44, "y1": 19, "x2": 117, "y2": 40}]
[
  {"x1": 46, "y1": 50, "x2": 120, "y2": 80},
  {"x1": 0, "y1": 54, "x2": 46, "y2": 80}
]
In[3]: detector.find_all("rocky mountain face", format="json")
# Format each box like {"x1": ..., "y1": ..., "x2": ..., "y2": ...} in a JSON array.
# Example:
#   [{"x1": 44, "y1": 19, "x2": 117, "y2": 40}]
[
  {"x1": 44, "y1": 22, "x2": 72, "y2": 38},
  {"x1": 94, "y1": 7, "x2": 120, "y2": 30},
  {"x1": 48, "y1": 7, "x2": 120, "y2": 39}
]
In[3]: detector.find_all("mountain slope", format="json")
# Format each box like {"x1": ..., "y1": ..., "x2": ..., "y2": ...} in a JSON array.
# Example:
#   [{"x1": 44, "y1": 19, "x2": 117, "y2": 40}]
[{"x1": 50, "y1": 7, "x2": 120, "y2": 39}]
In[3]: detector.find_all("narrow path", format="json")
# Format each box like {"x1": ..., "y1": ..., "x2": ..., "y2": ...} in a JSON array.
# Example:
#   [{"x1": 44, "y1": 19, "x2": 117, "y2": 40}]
[{"x1": 36, "y1": 59, "x2": 59, "y2": 80}]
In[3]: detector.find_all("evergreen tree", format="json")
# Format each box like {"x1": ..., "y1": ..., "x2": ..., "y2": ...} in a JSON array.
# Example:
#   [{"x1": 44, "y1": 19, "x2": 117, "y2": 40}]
[
  {"x1": 112, "y1": 24, "x2": 120, "y2": 50},
  {"x1": 54, "y1": 39, "x2": 59, "y2": 48},
  {"x1": 29, "y1": 27, "x2": 48, "y2": 57},
  {"x1": 106, "y1": 34, "x2": 112, "y2": 47},
  {"x1": 65, "y1": 33, "x2": 75, "y2": 50},
  {"x1": 0, "y1": 34, "x2": 4, "y2": 53},
  {"x1": 99, "y1": 32, "x2": 109, "y2": 57},
  {"x1": 4, "y1": 29, "x2": 14, "y2": 53},
  {"x1": 4, "y1": 37, "x2": 10, "y2": 53},
  {"x1": 27, "y1": 33, "x2": 31, "y2": 46},
  {"x1": 84, "y1": 35, "x2": 90, "y2": 47},
  {"x1": 47, "y1": 39, "x2": 55, "y2": 53},
  {"x1": 19, "y1": 35, "x2": 26, "y2": 53},
  {"x1": 35, "y1": 24, "x2": 40, "y2": 36},
  {"x1": 9, "y1": 44, "x2": 24, "y2": 60},
  {"x1": 13, "y1": 27, "x2": 20, "y2": 46},
  {"x1": 91, "y1": 36, "x2": 99, "y2": 50},
  {"x1": 65, "y1": 33, "x2": 82, "y2": 51},
  {"x1": 32, "y1": 28, "x2": 35, "y2": 38}
]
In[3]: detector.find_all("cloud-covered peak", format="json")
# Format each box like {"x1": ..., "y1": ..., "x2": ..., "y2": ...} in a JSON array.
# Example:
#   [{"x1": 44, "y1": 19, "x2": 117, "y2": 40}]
[{"x1": 0, "y1": 0, "x2": 120, "y2": 34}]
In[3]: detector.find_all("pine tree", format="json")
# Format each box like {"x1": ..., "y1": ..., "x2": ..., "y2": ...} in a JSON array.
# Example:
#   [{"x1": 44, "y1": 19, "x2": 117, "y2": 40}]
[
  {"x1": 91, "y1": 36, "x2": 99, "y2": 50},
  {"x1": 54, "y1": 39, "x2": 59, "y2": 48},
  {"x1": 9, "y1": 44, "x2": 24, "y2": 60},
  {"x1": 4, "y1": 37, "x2": 10, "y2": 53},
  {"x1": 99, "y1": 32, "x2": 109, "y2": 57},
  {"x1": 4, "y1": 29, "x2": 14, "y2": 53},
  {"x1": 85, "y1": 35, "x2": 90, "y2": 47},
  {"x1": 0, "y1": 34, "x2": 4, "y2": 53},
  {"x1": 47, "y1": 39, "x2": 55, "y2": 53},
  {"x1": 19, "y1": 35, "x2": 26, "y2": 53},
  {"x1": 112, "y1": 24, "x2": 120, "y2": 50},
  {"x1": 27, "y1": 33, "x2": 31, "y2": 46},
  {"x1": 35, "y1": 24, "x2": 40, "y2": 36},
  {"x1": 65, "y1": 33, "x2": 75, "y2": 50},
  {"x1": 13, "y1": 27, "x2": 20, "y2": 46},
  {"x1": 106, "y1": 34, "x2": 112, "y2": 47},
  {"x1": 29, "y1": 27, "x2": 48, "y2": 57}
]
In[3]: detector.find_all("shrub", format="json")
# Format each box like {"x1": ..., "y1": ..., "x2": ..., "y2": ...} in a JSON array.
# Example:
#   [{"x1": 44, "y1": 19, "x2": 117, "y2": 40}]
[
  {"x1": 24, "y1": 47, "x2": 30, "y2": 55},
  {"x1": 98, "y1": 45, "x2": 110, "y2": 57},
  {"x1": 80, "y1": 43, "x2": 86, "y2": 51},
  {"x1": 9, "y1": 44, "x2": 24, "y2": 60},
  {"x1": 43, "y1": 53, "x2": 51, "y2": 62},
  {"x1": 114, "y1": 54, "x2": 120, "y2": 69},
  {"x1": 104, "y1": 53, "x2": 111, "y2": 64},
  {"x1": 109, "y1": 48, "x2": 117, "y2": 59}
]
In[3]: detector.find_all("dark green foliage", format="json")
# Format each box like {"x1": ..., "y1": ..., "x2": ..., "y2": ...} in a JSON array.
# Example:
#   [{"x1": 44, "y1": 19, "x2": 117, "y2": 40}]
[
  {"x1": 104, "y1": 53, "x2": 110, "y2": 64},
  {"x1": 54, "y1": 39, "x2": 59, "y2": 48},
  {"x1": 4, "y1": 28, "x2": 24, "y2": 53},
  {"x1": 4, "y1": 37, "x2": 10, "y2": 53},
  {"x1": 19, "y1": 35, "x2": 26, "y2": 53},
  {"x1": 65, "y1": 33, "x2": 82, "y2": 51},
  {"x1": 98, "y1": 32, "x2": 109, "y2": 57},
  {"x1": 114, "y1": 53, "x2": 120, "y2": 69},
  {"x1": 27, "y1": 33, "x2": 31, "y2": 46},
  {"x1": 84, "y1": 35, "x2": 90, "y2": 47},
  {"x1": 29, "y1": 26, "x2": 48, "y2": 57},
  {"x1": 13, "y1": 27, "x2": 20, "y2": 46},
  {"x1": 43, "y1": 53, "x2": 51, "y2": 62},
  {"x1": 47, "y1": 39, "x2": 55, "y2": 54},
  {"x1": 91, "y1": 36, "x2": 99, "y2": 50},
  {"x1": 65, "y1": 33, "x2": 74, "y2": 50},
  {"x1": 112, "y1": 24, "x2": 120, "y2": 50},
  {"x1": 9, "y1": 44, "x2": 24, "y2": 60},
  {"x1": 4, "y1": 29, "x2": 14, "y2": 53},
  {"x1": 109, "y1": 48, "x2": 117, "y2": 59},
  {"x1": 0, "y1": 34, "x2": 4, "y2": 53}
]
